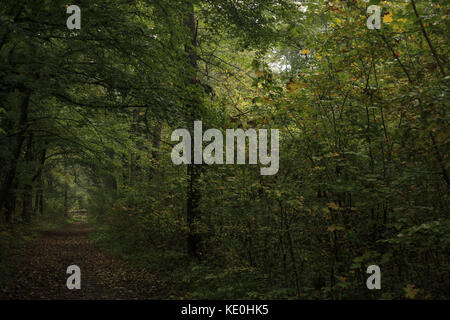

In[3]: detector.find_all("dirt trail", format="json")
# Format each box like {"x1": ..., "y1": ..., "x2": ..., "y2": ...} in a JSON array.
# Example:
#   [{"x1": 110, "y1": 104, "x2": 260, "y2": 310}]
[{"x1": 0, "y1": 222, "x2": 163, "y2": 299}]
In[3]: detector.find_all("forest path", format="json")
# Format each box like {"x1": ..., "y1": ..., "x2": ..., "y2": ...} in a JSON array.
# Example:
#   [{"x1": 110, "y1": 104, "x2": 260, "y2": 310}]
[{"x1": 0, "y1": 222, "x2": 163, "y2": 299}]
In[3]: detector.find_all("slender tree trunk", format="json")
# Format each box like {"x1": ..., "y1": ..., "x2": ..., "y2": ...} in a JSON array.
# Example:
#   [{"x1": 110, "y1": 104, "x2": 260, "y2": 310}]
[
  {"x1": 34, "y1": 177, "x2": 42, "y2": 216},
  {"x1": 63, "y1": 184, "x2": 69, "y2": 217},
  {"x1": 4, "y1": 180, "x2": 17, "y2": 224},
  {"x1": 104, "y1": 148, "x2": 118, "y2": 199},
  {"x1": 22, "y1": 134, "x2": 33, "y2": 223},
  {"x1": 32, "y1": 145, "x2": 47, "y2": 217},
  {"x1": 149, "y1": 122, "x2": 162, "y2": 180},
  {"x1": 131, "y1": 110, "x2": 142, "y2": 183},
  {"x1": 185, "y1": 2, "x2": 202, "y2": 259},
  {"x1": 38, "y1": 177, "x2": 45, "y2": 216}
]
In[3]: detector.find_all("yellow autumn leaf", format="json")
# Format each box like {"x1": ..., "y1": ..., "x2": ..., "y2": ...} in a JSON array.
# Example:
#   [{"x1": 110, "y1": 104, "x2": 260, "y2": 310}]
[
  {"x1": 383, "y1": 12, "x2": 393, "y2": 24},
  {"x1": 286, "y1": 80, "x2": 308, "y2": 93},
  {"x1": 404, "y1": 284, "x2": 419, "y2": 299},
  {"x1": 328, "y1": 202, "x2": 339, "y2": 210},
  {"x1": 393, "y1": 25, "x2": 405, "y2": 32}
]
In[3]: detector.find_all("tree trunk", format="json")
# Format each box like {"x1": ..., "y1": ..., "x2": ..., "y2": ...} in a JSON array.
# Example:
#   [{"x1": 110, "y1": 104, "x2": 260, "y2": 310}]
[
  {"x1": 34, "y1": 178, "x2": 42, "y2": 216},
  {"x1": 104, "y1": 148, "x2": 118, "y2": 199},
  {"x1": 0, "y1": 90, "x2": 31, "y2": 217},
  {"x1": 4, "y1": 180, "x2": 17, "y2": 224},
  {"x1": 32, "y1": 145, "x2": 47, "y2": 217},
  {"x1": 63, "y1": 184, "x2": 69, "y2": 217},
  {"x1": 21, "y1": 134, "x2": 33, "y2": 223},
  {"x1": 185, "y1": 2, "x2": 202, "y2": 259},
  {"x1": 149, "y1": 121, "x2": 162, "y2": 180}
]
